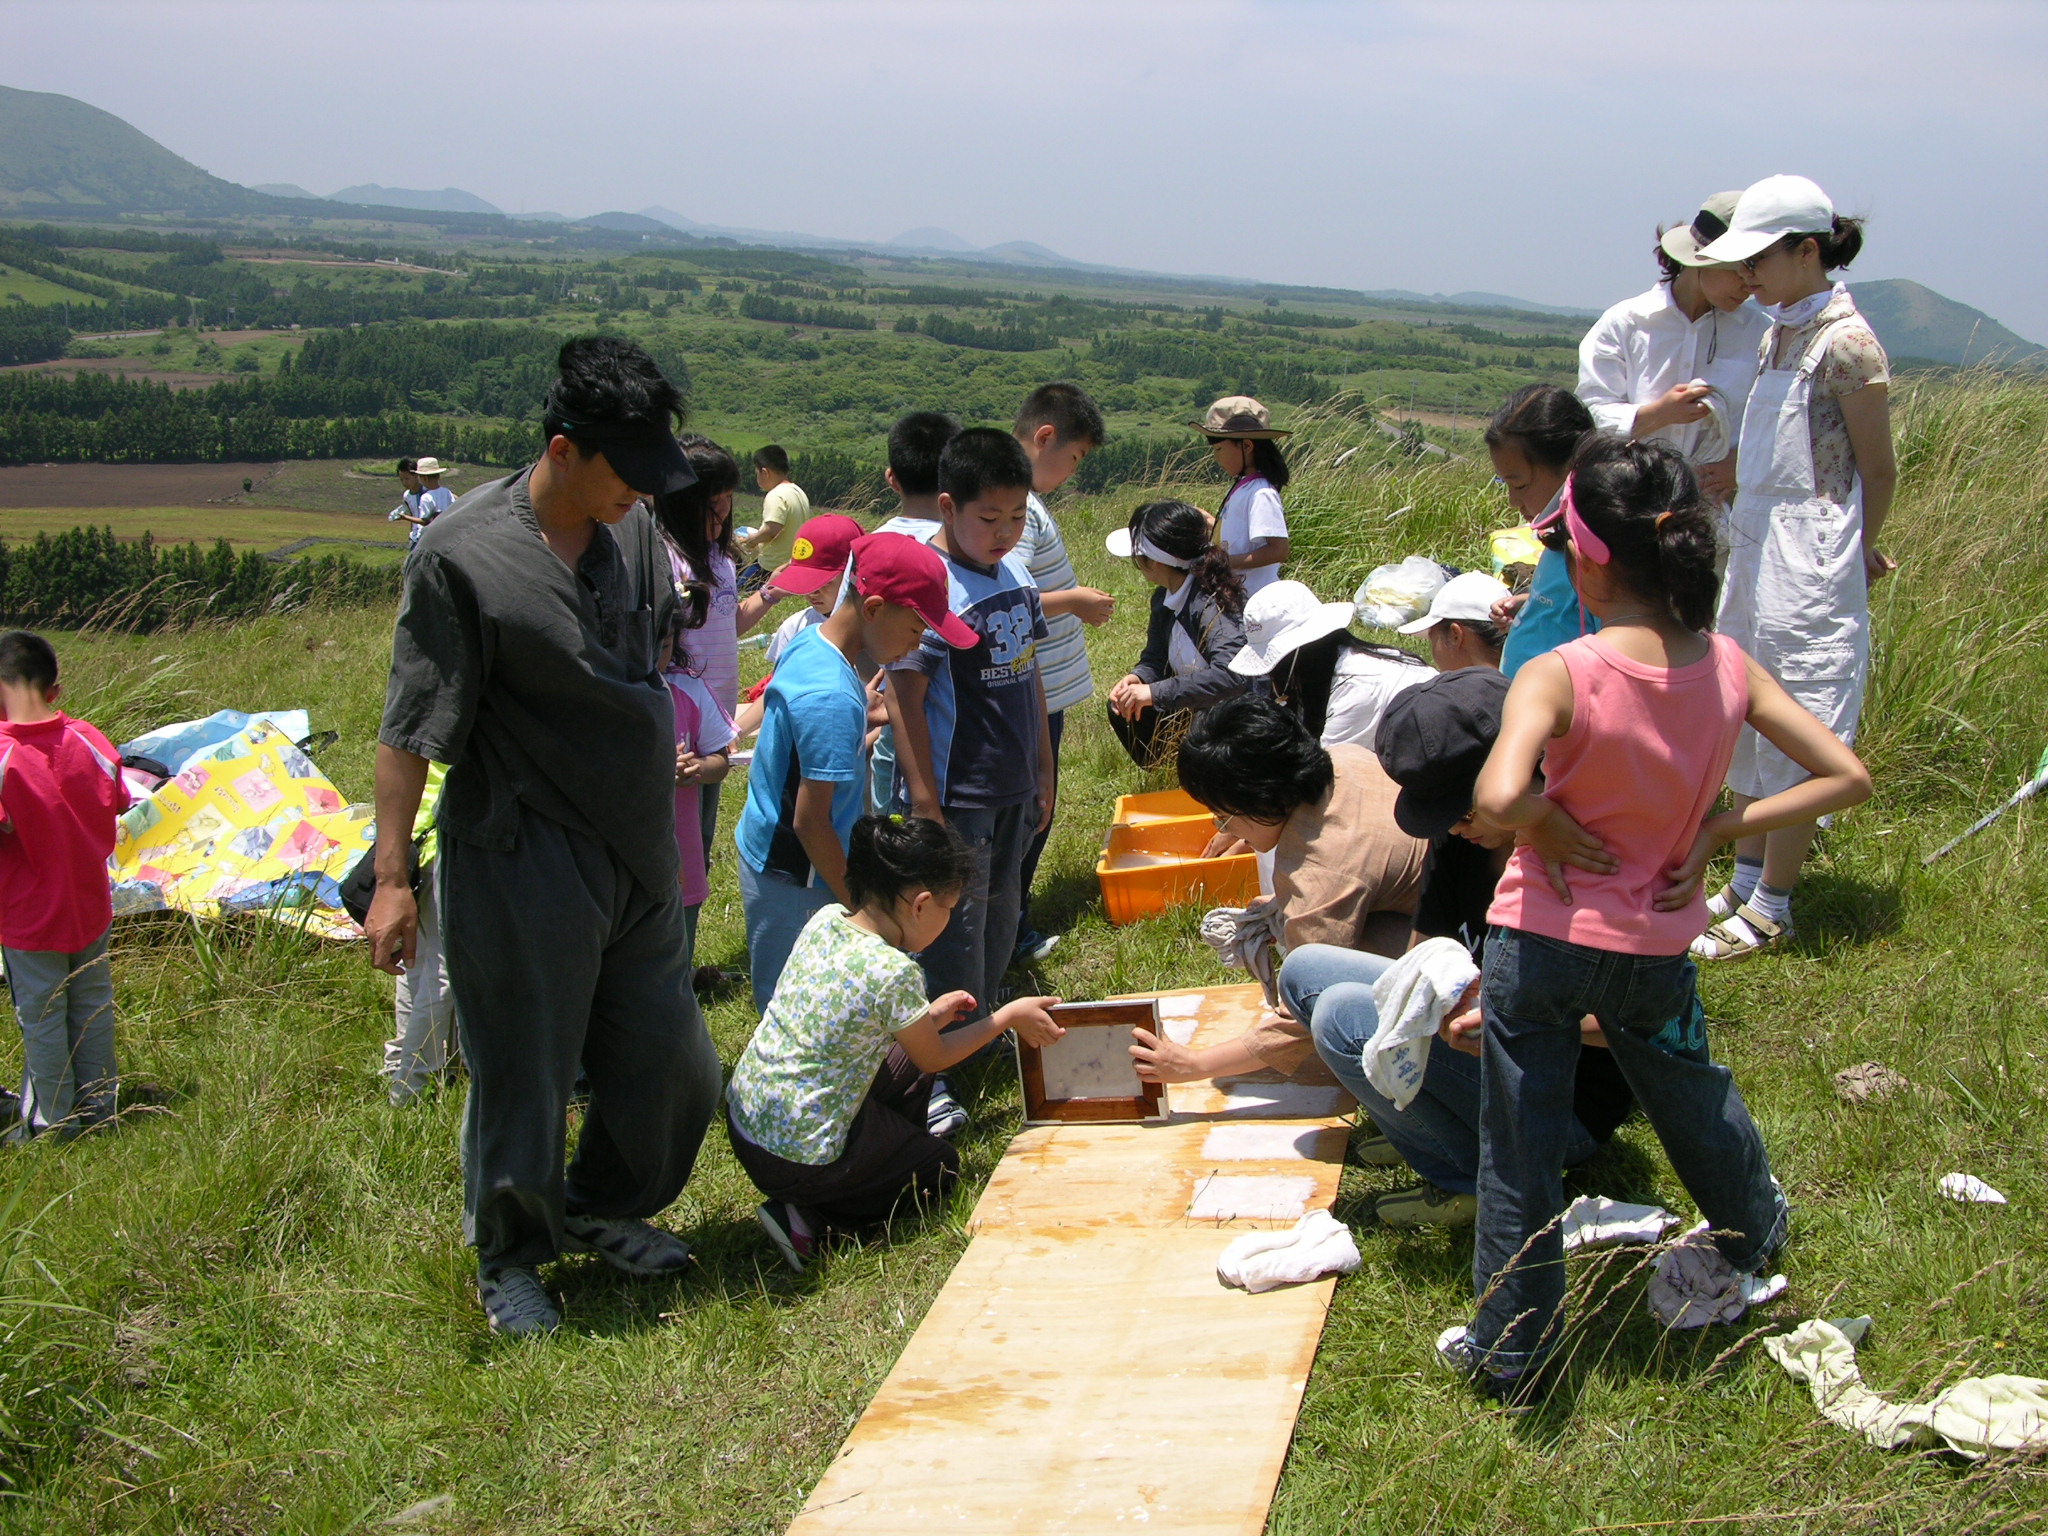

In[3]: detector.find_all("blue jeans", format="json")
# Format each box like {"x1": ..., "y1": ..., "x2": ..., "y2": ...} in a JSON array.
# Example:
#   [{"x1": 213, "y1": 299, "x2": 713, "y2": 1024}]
[
  {"x1": 1471, "y1": 927, "x2": 1785, "y2": 1375},
  {"x1": 1283, "y1": 944, "x2": 1597, "y2": 1196},
  {"x1": 918, "y1": 802, "x2": 1031, "y2": 1023},
  {"x1": 739, "y1": 858, "x2": 837, "y2": 1012}
]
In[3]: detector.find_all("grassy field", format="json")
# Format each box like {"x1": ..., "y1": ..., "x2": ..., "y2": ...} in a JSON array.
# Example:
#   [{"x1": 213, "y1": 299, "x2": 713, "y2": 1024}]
[
  {"x1": 0, "y1": 374, "x2": 2043, "y2": 1532},
  {"x1": 0, "y1": 505, "x2": 410, "y2": 552}
]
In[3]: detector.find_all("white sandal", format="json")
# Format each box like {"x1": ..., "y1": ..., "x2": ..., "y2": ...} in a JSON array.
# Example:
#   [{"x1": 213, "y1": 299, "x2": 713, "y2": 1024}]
[{"x1": 1691, "y1": 902, "x2": 1792, "y2": 962}]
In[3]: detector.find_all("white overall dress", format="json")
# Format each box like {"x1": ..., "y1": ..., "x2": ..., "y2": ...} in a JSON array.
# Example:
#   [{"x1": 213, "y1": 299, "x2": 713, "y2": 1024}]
[{"x1": 1719, "y1": 314, "x2": 1869, "y2": 800}]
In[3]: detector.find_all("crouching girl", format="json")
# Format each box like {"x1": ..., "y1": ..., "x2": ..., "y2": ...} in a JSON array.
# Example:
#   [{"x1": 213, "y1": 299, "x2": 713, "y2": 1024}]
[{"x1": 726, "y1": 815, "x2": 1065, "y2": 1272}]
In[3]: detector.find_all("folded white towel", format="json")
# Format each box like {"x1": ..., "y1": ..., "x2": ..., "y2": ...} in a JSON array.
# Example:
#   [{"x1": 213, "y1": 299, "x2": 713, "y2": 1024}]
[
  {"x1": 1217, "y1": 1209, "x2": 1362, "y2": 1294},
  {"x1": 1561, "y1": 1195, "x2": 1678, "y2": 1252},
  {"x1": 1938, "y1": 1172, "x2": 2008, "y2": 1205},
  {"x1": 1363, "y1": 937, "x2": 1480, "y2": 1110},
  {"x1": 1647, "y1": 1221, "x2": 1786, "y2": 1328}
]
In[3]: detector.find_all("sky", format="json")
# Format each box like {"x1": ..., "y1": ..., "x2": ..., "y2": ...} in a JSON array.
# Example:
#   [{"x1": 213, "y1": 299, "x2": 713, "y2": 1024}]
[{"x1": 10, "y1": 0, "x2": 2048, "y2": 338}]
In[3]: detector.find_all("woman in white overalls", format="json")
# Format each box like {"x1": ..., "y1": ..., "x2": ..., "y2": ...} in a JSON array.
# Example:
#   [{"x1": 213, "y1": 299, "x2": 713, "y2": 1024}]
[{"x1": 1692, "y1": 174, "x2": 1897, "y2": 960}]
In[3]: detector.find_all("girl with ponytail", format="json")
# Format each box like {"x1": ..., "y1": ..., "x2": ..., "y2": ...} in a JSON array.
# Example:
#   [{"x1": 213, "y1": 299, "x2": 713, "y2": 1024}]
[
  {"x1": 1103, "y1": 499, "x2": 1251, "y2": 766},
  {"x1": 1439, "y1": 433, "x2": 1870, "y2": 1403}
]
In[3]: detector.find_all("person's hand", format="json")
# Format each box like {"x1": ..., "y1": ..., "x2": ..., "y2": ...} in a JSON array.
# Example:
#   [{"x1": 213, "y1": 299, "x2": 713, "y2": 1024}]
[
  {"x1": 675, "y1": 746, "x2": 700, "y2": 785},
  {"x1": 1491, "y1": 591, "x2": 1528, "y2": 628},
  {"x1": 365, "y1": 881, "x2": 418, "y2": 977},
  {"x1": 1637, "y1": 381, "x2": 1713, "y2": 435},
  {"x1": 1035, "y1": 785, "x2": 1054, "y2": 835},
  {"x1": 1202, "y1": 831, "x2": 1253, "y2": 859},
  {"x1": 922, "y1": 990, "x2": 977, "y2": 1031},
  {"x1": 1108, "y1": 678, "x2": 1154, "y2": 719},
  {"x1": 1653, "y1": 825, "x2": 1719, "y2": 910},
  {"x1": 910, "y1": 798, "x2": 945, "y2": 828},
  {"x1": 1696, "y1": 453, "x2": 1738, "y2": 503},
  {"x1": 1436, "y1": 980, "x2": 1484, "y2": 1057},
  {"x1": 1865, "y1": 544, "x2": 1897, "y2": 584},
  {"x1": 864, "y1": 675, "x2": 890, "y2": 731},
  {"x1": 996, "y1": 994, "x2": 1064, "y2": 1048},
  {"x1": 1579, "y1": 1015, "x2": 1610, "y2": 1048},
  {"x1": 1128, "y1": 1026, "x2": 1202, "y2": 1083},
  {"x1": 1068, "y1": 586, "x2": 1116, "y2": 626},
  {"x1": 1519, "y1": 801, "x2": 1618, "y2": 906}
]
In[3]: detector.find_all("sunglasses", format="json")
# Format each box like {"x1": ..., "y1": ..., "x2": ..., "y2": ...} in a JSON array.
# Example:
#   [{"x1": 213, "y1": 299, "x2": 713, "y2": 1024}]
[{"x1": 1738, "y1": 234, "x2": 1810, "y2": 276}]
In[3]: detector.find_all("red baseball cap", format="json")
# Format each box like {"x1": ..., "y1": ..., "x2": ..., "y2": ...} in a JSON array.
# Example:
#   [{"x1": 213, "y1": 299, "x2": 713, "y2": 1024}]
[
  {"x1": 770, "y1": 514, "x2": 865, "y2": 595},
  {"x1": 850, "y1": 533, "x2": 977, "y2": 648}
]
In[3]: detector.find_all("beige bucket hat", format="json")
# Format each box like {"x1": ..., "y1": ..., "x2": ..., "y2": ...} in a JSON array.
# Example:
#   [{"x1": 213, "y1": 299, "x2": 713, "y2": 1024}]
[
  {"x1": 1659, "y1": 190, "x2": 1746, "y2": 268},
  {"x1": 413, "y1": 456, "x2": 452, "y2": 477},
  {"x1": 1189, "y1": 395, "x2": 1290, "y2": 439}
]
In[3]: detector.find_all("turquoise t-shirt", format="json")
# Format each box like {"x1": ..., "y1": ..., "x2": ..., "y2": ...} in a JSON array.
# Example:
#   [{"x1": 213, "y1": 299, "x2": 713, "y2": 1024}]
[{"x1": 1500, "y1": 547, "x2": 1601, "y2": 679}]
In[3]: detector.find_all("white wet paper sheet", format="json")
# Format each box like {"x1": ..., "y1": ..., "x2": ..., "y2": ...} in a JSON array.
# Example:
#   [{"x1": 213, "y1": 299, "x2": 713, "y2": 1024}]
[
  {"x1": 1155, "y1": 995, "x2": 1203, "y2": 1045},
  {"x1": 1039, "y1": 1023, "x2": 1146, "y2": 1101},
  {"x1": 1188, "y1": 1174, "x2": 1318, "y2": 1222},
  {"x1": 1201, "y1": 1124, "x2": 1324, "y2": 1161}
]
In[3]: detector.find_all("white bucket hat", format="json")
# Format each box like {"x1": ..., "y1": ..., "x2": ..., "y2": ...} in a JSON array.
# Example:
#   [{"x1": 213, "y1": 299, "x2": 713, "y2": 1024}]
[
  {"x1": 1397, "y1": 571, "x2": 1512, "y2": 635},
  {"x1": 413, "y1": 456, "x2": 451, "y2": 477},
  {"x1": 1229, "y1": 580, "x2": 1357, "y2": 676},
  {"x1": 1696, "y1": 174, "x2": 1835, "y2": 265}
]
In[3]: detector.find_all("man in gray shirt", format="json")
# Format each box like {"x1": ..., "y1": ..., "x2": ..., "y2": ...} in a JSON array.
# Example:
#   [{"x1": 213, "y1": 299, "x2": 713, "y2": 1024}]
[{"x1": 368, "y1": 337, "x2": 722, "y2": 1336}]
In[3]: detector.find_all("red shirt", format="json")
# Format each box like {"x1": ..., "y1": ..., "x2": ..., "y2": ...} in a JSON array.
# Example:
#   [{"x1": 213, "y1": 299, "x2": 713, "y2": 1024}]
[{"x1": 0, "y1": 713, "x2": 130, "y2": 953}]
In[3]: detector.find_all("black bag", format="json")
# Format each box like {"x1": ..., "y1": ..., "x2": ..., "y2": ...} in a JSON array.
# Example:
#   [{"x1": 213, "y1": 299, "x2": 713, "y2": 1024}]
[{"x1": 339, "y1": 832, "x2": 426, "y2": 926}]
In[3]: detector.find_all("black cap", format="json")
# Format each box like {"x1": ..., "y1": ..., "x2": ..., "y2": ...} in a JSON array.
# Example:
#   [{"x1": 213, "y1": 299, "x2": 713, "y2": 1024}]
[
  {"x1": 553, "y1": 420, "x2": 697, "y2": 498},
  {"x1": 1374, "y1": 666, "x2": 1511, "y2": 839}
]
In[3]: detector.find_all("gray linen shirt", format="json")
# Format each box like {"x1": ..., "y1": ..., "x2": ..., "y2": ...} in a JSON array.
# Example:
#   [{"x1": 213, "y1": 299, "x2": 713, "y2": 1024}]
[{"x1": 379, "y1": 467, "x2": 681, "y2": 896}]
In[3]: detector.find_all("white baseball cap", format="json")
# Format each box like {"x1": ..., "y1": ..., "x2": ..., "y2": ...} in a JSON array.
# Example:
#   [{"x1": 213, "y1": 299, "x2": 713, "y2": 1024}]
[
  {"x1": 1696, "y1": 174, "x2": 1835, "y2": 265},
  {"x1": 1397, "y1": 571, "x2": 1511, "y2": 635},
  {"x1": 1229, "y1": 581, "x2": 1356, "y2": 677}
]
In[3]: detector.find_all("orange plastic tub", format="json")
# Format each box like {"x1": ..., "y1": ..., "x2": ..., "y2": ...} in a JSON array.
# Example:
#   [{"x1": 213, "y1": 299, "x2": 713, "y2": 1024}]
[{"x1": 1096, "y1": 799, "x2": 1258, "y2": 927}]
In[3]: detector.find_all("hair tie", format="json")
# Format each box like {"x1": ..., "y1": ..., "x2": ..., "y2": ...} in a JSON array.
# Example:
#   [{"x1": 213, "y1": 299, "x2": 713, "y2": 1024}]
[
  {"x1": 1655, "y1": 511, "x2": 1674, "y2": 530},
  {"x1": 1560, "y1": 476, "x2": 1611, "y2": 565}
]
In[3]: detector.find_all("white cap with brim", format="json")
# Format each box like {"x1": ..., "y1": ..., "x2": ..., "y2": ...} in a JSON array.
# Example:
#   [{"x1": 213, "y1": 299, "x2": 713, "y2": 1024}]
[
  {"x1": 1397, "y1": 570, "x2": 1512, "y2": 635},
  {"x1": 1696, "y1": 174, "x2": 1835, "y2": 265},
  {"x1": 1229, "y1": 580, "x2": 1357, "y2": 677}
]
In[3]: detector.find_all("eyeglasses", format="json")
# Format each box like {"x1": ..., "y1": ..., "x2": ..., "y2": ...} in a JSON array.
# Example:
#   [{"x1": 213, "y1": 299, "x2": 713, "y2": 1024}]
[
  {"x1": 1738, "y1": 235, "x2": 1809, "y2": 276},
  {"x1": 1211, "y1": 810, "x2": 1235, "y2": 831}
]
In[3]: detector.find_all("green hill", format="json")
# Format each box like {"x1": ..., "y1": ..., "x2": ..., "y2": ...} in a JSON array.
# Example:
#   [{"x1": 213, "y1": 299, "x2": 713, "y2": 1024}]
[
  {"x1": 1852, "y1": 277, "x2": 2043, "y2": 368},
  {"x1": 0, "y1": 83, "x2": 277, "y2": 216}
]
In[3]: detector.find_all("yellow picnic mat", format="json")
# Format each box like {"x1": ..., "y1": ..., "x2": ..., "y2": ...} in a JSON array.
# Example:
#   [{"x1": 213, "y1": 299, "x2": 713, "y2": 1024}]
[{"x1": 110, "y1": 719, "x2": 372, "y2": 940}]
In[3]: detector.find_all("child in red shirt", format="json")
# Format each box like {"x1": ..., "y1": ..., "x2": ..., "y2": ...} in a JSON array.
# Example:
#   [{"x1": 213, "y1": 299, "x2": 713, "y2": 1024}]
[{"x1": 0, "y1": 632, "x2": 129, "y2": 1138}]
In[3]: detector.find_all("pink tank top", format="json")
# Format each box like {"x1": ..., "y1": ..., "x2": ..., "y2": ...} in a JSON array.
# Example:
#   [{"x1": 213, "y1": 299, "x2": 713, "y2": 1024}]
[{"x1": 1488, "y1": 632, "x2": 1750, "y2": 955}]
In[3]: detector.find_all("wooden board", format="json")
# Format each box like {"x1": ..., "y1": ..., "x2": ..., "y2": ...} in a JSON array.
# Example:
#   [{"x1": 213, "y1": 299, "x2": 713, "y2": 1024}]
[{"x1": 786, "y1": 984, "x2": 1353, "y2": 1535}]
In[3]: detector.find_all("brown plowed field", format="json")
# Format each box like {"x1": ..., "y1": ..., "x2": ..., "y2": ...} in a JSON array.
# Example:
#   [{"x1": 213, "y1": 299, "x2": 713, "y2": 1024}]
[{"x1": 0, "y1": 463, "x2": 287, "y2": 507}]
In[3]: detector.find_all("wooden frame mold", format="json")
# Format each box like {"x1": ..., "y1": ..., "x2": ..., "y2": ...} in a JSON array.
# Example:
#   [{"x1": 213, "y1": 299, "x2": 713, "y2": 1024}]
[{"x1": 1018, "y1": 1000, "x2": 1168, "y2": 1124}]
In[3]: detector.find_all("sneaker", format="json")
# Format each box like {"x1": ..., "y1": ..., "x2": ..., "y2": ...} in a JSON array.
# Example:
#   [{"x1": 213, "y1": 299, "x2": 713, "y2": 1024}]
[
  {"x1": 1351, "y1": 1126, "x2": 1406, "y2": 1167},
  {"x1": 1374, "y1": 1181, "x2": 1479, "y2": 1228},
  {"x1": 1012, "y1": 929, "x2": 1060, "y2": 967},
  {"x1": 1434, "y1": 1325, "x2": 1543, "y2": 1407},
  {"x1": 1690, "y1": 902, "x2": 1792, "y2": 963},
  {"x1": 478, "y1": 1265, "x2": 561, "y2": 1337},
  {"x1": 562, "y1": 1214, "x2": 694, "y2": 1276},
  {"x1": 927, "y1": 1078, "x2": 969, "y2": 1139},
  {"x1": 755, "y1": 1200, "x2": 816, "y2": 1274}
]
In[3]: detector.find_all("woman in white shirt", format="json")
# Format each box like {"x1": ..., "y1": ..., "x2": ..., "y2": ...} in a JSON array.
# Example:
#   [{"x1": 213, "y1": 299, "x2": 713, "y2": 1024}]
[
  {"x1": 1228, "y1": 580, "x2": 1428, "y2": 752},
  {"x1": 1577, "y1": 192, "x2": 1769, "y2": 506},
  {"x1": 1191, "y1": 395, "x2": 1291, "y2": 595}
]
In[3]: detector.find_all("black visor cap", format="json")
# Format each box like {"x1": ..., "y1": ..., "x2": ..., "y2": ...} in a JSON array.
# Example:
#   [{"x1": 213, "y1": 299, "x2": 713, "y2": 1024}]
[{"x1": 554, "y1": 420, "x2": 697, "y2": 498}]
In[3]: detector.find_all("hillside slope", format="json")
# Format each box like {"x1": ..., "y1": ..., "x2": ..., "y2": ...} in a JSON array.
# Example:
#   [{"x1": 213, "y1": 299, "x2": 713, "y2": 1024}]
[
  {"x1": 0, "y1": 83, "x2": 276, "y2": 215},
  {"x1": 1851, "y1": 277, "x2": 2043, "y2": 367}
]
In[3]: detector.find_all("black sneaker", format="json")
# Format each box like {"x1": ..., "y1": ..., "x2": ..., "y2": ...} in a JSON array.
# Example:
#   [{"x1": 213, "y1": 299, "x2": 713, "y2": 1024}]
[
  {"x1": 562, "y1": 1214, "x2": 693, "y2": 1275},
  {"x1": 478, "y1": 1265, "x2": 561, "y2": 1337}
]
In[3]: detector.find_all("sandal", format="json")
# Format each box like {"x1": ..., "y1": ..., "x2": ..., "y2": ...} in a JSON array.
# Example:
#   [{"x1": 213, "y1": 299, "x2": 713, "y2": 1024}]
[
  {"x1": 1704, "y1": 882, "x2": 1741, "y2": 922},
  {"x1": 1691, "y1": 902, "x2": 1791, "y2": 962}
]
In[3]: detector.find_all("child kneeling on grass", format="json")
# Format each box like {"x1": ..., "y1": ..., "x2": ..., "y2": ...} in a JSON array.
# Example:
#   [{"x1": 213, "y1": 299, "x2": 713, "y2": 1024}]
[
  {"x1": 726, "y1": 815, "x2": 1065, "y2": 1272},
  {"x1": 1441, "y1": 435, "x2": 1871, "y2": 1405},
  {"x1": 0, "y1": 631, "x2": 129, "y2": 1140}
]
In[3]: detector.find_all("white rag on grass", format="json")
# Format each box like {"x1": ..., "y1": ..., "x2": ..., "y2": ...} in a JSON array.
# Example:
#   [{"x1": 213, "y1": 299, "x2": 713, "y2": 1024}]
[
  {"x1": 1561, "y1": 1195, "x2": 1678, "y2": 1252},
  {"x1": 1363, "y1": 937, "x2": 1479, "y2": 1110},
  {"x1": 1647, "y1": 1222, "x2": 1786, "y2": 1328},
  {"x1": 1216, "y1": 1210, "x2": 1362, "y2": 1294},
  {"x1": 1939, "y1": 1172, "x2": 2009, "y2": 1205},
  {"x1": 1764, "y1": 1319, "x2": 2048, "y2": 1458}
]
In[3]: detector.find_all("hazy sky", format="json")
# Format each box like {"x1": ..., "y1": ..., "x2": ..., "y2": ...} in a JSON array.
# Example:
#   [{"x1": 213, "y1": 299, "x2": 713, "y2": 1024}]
[{"x1": 11, "y1": 0, "x2": 2047, "y2": 337}]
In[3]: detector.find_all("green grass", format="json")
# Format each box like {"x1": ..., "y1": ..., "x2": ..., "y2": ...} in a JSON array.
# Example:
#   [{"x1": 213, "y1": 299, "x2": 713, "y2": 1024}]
[
  {"x1": 0, "y1": 374, "x2": 2044, "y2": 1531},
  {"x1": 0, "y1": 506, "x2": 408, "y2": 551}
]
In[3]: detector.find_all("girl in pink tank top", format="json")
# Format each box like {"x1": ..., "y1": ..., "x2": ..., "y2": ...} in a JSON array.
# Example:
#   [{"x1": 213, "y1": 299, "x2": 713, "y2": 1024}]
[{"x1": 1444, "y1": 436, "x2": 1871, "y2": 1402}]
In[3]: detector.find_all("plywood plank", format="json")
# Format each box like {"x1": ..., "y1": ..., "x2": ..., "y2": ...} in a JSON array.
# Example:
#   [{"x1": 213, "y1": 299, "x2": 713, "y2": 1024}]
[{"x1": 787, "y1": 984, "x2": 1355, "y2": 1536}]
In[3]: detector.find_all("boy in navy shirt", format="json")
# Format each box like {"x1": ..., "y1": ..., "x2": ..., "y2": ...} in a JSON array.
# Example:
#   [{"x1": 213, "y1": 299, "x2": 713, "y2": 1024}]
[{"x1": 885, "y1": 430, "x2": 1054, "y2": 1122}]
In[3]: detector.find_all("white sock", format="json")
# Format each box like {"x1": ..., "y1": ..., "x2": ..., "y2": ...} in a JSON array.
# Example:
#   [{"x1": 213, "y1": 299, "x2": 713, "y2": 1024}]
[
  {"x1": 1747, "y1": 882, "x2": 1793, "y2": 927},
  {"x1": 1729, "y1": 857, "x2": 1764, "y2": 905}
]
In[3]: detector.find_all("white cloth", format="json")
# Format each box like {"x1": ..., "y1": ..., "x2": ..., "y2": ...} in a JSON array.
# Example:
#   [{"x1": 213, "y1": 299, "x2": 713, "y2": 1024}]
[
  {"x1": 1761, "y1": 285, "x2": 1839, "y2": 329},
  {"x1": 1720, "y1": 306, "x2": 1869, "y2": 800},
  {"x1": 1363, "y1": 937, "x2": 1479, "y2": 1110},
  {"x1": 1765, "y1": 1318, "x2": 2048, "y2": 1458},
  {"x1": 1161, "y1": 573, "x2": 1205, "y2": 677},
  {"x1": 1938, "y1": 1172, "x2": 2008, "y2": 1205},
  {"x1": 1199, "y1": 898, "x2": 1286, "y2": 1005},
  {"x1": 765, "y1": 607, "x2": 824, "y2": 668},
  {"x1": 1322, "y1": 646, "x2": 1429, "y2": 753},
  {"x1": 1216, "y1": 1209, "x2": 1362, "y2": 1293},
  {"x1": 1577, "y1": 285, "x2": 1769, "y2": 466},
  {"x1": 1561, "y1": 1195, "x2": 1678, "y2": 1252},
  {"x1": 1219, "y1": 476, "x2": 1288, "y2": 596},
  {"x1": 384, "y1": 870, "x2": 453, "y2": 1103},
  {"x1": 1646, "y1": 1221, "x2": 1787, "y2": 1328}
]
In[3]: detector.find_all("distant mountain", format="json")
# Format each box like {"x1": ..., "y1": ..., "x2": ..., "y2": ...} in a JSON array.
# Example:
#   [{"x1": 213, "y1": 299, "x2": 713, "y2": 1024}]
[
  {"x1": 252, "y1": 182, "x2": 321, "y2": 200},
  {"x1": 889, "y1": 226, "x2": 978, "y2": 253},
  {"x1": 582, "y1": 211, "x2": 674, "y2": 233},
  {"x1": 638, "y1": 206, "x2": 700, "y2": 232},
  {"x1": 1851, "y1": 277, "x2": 2043, "y2": 367},
  {"x1": 0, "y1": 82, "x2": 281, "y2": 214},
  {"x1": 977, "y1": 240, "x2": 1086, "y2": 268},
  {"x1": 1362, "y1": 287, "x2": 1600, "y2": 319},
  {"x1": 326, "y1": 184, "x2": 503, "y2": 215}
]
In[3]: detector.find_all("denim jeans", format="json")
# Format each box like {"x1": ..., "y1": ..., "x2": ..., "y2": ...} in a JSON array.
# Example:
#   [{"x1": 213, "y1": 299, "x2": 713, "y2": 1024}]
[
  {"x1": 918, "y1": 801, "x2": 1031, "y2": 1023},
  {"x1": 1284, "y1": 943, "x2": 1598, "y2": 1196},
  {"x1": 1013, "y1": 710, "x2": 1065, "y2": 949},
  {"x1": 1470, "y1": 927, "x2": 1785, "y2": 1374},
  {"x1": 738, "y1": 858, "x2": 838, "y2": 1012}
]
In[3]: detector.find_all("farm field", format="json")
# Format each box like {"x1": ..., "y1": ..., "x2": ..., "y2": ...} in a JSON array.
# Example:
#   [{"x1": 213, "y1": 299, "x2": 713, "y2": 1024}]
[
  {"x1": 0, "y1": 504, "x2": 407, "y2": 552},
  {"x1": 0, "y1": 374, "x2": 2040, "y2": 1532}
]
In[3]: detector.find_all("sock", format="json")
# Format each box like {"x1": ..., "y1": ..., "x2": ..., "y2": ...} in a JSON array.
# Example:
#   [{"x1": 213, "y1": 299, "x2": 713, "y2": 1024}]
[
  {"x1": 1747, "y1": 882, "x2": 1793, "y2": 927},
  {"x1": 1729, "y1": 857, "x2": 1764, "y2": 905}
]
